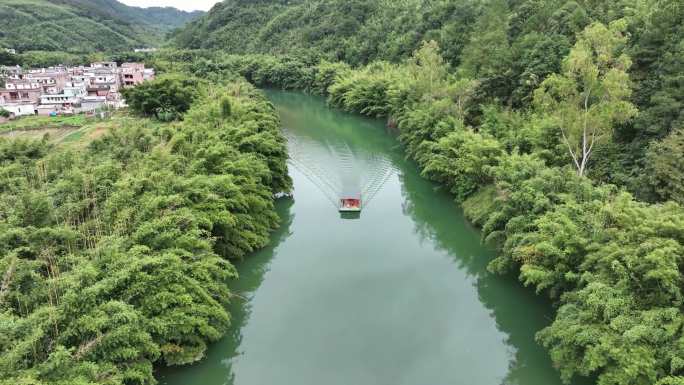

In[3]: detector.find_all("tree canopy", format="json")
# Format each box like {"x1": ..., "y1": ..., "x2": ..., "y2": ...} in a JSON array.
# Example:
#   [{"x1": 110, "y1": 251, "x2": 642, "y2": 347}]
[
  {"x1": 0, "y1": 79, "x2": 291, "y2": 384},
  {"x1": 533, "y1": 21, "x2": 637, "y2": 176}
]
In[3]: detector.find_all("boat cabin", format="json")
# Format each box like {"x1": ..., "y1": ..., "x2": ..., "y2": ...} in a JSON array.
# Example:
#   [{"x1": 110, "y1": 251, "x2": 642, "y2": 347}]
[{"x1": 339, "y1": 194, "x2": 362, "y2": 212}]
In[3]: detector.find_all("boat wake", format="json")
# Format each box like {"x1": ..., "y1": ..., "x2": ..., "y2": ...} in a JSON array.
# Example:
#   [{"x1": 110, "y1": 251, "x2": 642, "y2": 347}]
[{"x1": 283, "y1": 130, "x2": 396, "y2": 210}]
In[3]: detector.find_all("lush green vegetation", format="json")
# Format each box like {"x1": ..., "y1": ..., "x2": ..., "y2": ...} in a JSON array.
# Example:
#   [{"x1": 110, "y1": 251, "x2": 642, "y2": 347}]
[
  {"x1": 224, "y1": 44, "x2": 682, "y2": 385},
  {"x1": 175, "y1": 0, "x2": 683, "y2": 194},
  {"x1": 164, "y1": 0, "x2": 684, "y2": 382},
  {"x1": 0, "y1": 0, "x2": 202, "y2": 54},
  {"x1": 0, "y1": 79, "x2": 291, "y2": 384},
  {"x1": 173, "y1": 0, "x2": 682, "y2": 203},
  {"x1": 646, "y1": 128, "x2": 684, "y2": 205},
  {"x1": 172, "y1": 0, "x2": 480, "y2": 65},
  {"x1": 121, "y1": 75, "x2": 203, "y2": 122},
  {"x1": 2, "y1": 0, "x2": 683, "y2": 383}
]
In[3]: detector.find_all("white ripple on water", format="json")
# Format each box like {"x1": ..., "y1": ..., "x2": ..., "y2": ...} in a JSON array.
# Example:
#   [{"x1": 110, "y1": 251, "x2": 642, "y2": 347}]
[{"x1": 283, "y1": 129, "x2": 396, "y2": 210}]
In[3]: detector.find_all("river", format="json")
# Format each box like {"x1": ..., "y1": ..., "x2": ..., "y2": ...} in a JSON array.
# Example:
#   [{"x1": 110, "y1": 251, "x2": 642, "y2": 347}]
[{"x1": 159, "y1": 90, "x2": 588, "y2": 385}]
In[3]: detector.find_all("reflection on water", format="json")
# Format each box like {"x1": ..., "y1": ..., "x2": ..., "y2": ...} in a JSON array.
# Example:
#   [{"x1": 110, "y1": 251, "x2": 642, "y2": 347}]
[{"x1": 159, "y1": 90, "x2": 589, "y2": 385}]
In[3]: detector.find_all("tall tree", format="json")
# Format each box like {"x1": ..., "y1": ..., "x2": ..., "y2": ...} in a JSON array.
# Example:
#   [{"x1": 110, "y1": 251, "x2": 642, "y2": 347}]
[
  {"x1": 646, "y1": 127, "x2": 684, "y2": 204},
  {"x1": 533, "y1": 21, "x2": 637, "y2": 176},
  {"x1": 408, "y1": 40, "x2": 449, "y2": 100},
  {"x1": 458, "y1": 0, "x2": 512, "y2": 101}
]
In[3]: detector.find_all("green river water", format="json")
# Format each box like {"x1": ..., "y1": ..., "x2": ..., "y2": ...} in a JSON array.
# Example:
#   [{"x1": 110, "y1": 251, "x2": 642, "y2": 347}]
[{"x1": 159, "y1": 90, "x2": 588, "y2": 385}]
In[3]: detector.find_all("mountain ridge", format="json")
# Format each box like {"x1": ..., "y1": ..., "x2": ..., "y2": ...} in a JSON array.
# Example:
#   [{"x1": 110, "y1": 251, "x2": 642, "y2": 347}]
[{"x1": 0, "y1": 0, "x2": 204, "y2": 53}]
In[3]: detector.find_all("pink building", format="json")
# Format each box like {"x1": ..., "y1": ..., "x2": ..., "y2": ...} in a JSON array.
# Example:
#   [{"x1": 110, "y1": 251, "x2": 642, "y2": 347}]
[
  {"x1": 1, "y1": 68, "x2": 67, "y2": 104},
  {"x1": 120, "y1": 63, "x2": 153, "y2": 87}
]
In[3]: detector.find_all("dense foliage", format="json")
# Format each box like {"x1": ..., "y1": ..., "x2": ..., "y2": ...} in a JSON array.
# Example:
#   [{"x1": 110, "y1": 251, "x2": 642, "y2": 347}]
[
  {"x1": 172, "y1": 15, "x2": 684, "y2": 382},
  {"x1": 646, "y1": 127, "x2": 684, "y2": 205},
  {"x1": 174, "y1": 0, "x2": 683, "y2": 201},
  {"x1": 0, "y1": 0, "x2": 202, "y2": 53},
  {"x1": 173, "y1": 0, "x2": 481, "y2": 66},
  {"x1": 121, "y1": 75, "x2": 203, "y2": 121},
  {"x1": 0, "y1": 80, "x2": 291, "y2": 384},
  {"x1": 2, "y1": 0, "x2": 682, "y2": 384},
  {"x1": 176, "y1": 0, "x2": 683, "y2": 194}
]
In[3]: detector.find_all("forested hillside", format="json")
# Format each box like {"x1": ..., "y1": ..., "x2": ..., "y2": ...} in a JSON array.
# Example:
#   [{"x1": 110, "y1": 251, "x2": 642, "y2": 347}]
[
  {"x1": 0, "y1": 0, "x2": 203, "y2": 52},
  {"x1": 173, "y1": 0, "x2": 626, "y2": 66}
]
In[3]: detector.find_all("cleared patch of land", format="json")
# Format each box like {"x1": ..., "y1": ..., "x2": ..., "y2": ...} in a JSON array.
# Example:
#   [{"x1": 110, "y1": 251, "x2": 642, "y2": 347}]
[
  {"x1": 0, "y1": 126, "x2": 80, "y2": 142},
  {"x1": 0, "y1": 114, "x2": 127, "y2": 146},
  {"x1": 0, "y1": 115, "x2": 89, "y2": 133}
]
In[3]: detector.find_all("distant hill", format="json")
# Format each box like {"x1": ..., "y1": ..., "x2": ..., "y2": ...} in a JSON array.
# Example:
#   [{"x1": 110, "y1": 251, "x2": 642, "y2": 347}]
[
  {"x1": 0, "y1": 0, "x2": 204, "y2": 53},
  {"x1": 134, "y1": 6, "x2": 205, "y2": 30},
  {"x1": 171, "y1": 0, "x2": 372, "y2": 61},
  {"x1": 170, "y1": 0, "x2": 486, "y2": 66}
]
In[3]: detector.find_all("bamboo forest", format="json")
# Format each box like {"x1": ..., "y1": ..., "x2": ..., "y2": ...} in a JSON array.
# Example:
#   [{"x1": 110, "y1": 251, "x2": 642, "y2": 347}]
[{"x1": 0, "y1": 1, "x2": 683, "y2": 385}]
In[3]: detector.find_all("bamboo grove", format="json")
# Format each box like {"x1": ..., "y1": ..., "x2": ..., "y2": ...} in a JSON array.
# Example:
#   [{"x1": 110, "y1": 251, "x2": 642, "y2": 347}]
[
  {"x1": 158, "y1": 6, "x2": 684, "y2": 384},
  {"x1": 0, "y1": 80, "x2": 291, "y2": 384}
]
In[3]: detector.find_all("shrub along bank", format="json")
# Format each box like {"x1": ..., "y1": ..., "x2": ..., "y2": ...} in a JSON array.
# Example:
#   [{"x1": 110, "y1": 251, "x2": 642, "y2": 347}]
[
  {"x1": 0, "y1": 79, "x2": 291, "y2": 384},
  {"x1": 178, "y1": 27, "x2": 684, "y2": 385}
]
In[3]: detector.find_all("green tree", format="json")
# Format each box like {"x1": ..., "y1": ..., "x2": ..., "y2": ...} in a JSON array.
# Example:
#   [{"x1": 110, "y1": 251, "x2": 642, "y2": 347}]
[
  {"x1": 509, "y1": 32, "x2": 571, "y2": 107},
  {"x1": 534, "y1": 21, "x2": 637, "y2": 176},
  {"x1": 628, "y1": 0, "x2": 684, "y2": 140},
  {"x1": 408, "y1": 40, "x2": 449, "y2": 100},
  {"x1": 0, "y1": 79, "x2": 292, "y2": 385},
  {"x1": 459, "y1": 0, "x2": 512, "y2": 101},
  {"x1": 122, "y1": 75, "x2": 203, "y2": 120},
  {"x1": 646, "y1": 127, "x2": 684, "y2": 204},
  {"x1": 420, "y1": 128, "x2": 504, "y2": 202},
  {"x1": 0, "y1": 50, "x2": 18, "y2": 66},
  {"x1": 220, "y1": 97, "x2": 232, "y2": 118},
  {"x1": 533, "y1": 195, "x2": 684, "y2": 385}
]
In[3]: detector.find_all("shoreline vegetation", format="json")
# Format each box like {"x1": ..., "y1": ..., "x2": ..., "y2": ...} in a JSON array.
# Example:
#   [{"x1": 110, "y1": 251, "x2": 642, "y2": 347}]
[
  {"x1": 2, "y1": 40, "x2": 683, "y2": 385},
  {"x1": 145, "y1": 25, "x2": 682, "y2": 384},
  {"x1": 0, "y1": 0, "x2": 682, "y2": 384},
  {"x1": 0, "y1": 79, "x2": 291, "y2": 384}
]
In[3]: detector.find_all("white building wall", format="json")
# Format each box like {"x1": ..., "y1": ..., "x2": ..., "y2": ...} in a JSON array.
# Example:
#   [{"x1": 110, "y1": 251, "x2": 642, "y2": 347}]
[{"x1": 3, "y1": 104, "x2": 36, "y2": 117}]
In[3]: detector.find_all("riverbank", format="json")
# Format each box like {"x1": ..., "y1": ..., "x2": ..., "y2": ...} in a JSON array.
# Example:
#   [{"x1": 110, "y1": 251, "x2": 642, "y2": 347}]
[
  {"x1": 0, "y1": 80, "x2": 292, "y2": 384},
  {"x1": 186, "y1": 51, "x2": 684, "y2": 385},
  {"x1": 159, "y1": 90, "x2": 589, "y2": 385}
]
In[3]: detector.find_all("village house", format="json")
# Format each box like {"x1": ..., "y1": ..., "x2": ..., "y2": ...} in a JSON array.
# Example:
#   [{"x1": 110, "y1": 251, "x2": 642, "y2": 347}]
[
  {"x1": 37, "y1": 82, "x2": 87, "y2": 116},
  {"x1": 26, "y1": 68, "x2": 69, "y2": 94},
  {"x1": 3, "y1": 103, "x2": 37, "y2": 117},
  {"x1": 0, "y1": 61, "x2": 154, "y2": 118},
  {"x1": 91, "y1": 61, "x2": 117, "y2": 70},
  {"x1": 120, "y1": 63, "x2": 146, "y2": 87},
  {"x1": 0, "y1": 79, "x2": 42, "y2": 104}
]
